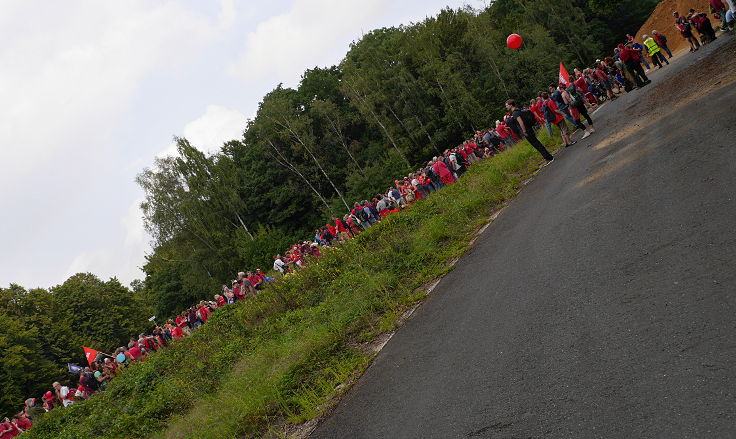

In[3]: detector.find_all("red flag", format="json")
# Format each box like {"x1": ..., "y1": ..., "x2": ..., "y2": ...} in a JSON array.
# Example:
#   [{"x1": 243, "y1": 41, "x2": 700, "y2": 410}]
[
  {"x1": 559, "y1": 62, "x2": 570, "y2": 86},
  {"x1": 83, "y1": 347, "x2": 100, "y2": 366}
]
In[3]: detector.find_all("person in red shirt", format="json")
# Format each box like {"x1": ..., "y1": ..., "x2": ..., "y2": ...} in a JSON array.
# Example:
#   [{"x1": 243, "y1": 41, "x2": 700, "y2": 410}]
[
  {"x1": 0, "y1": 419, "x2": 20, "y2": 439},
  {"x1": 128, "y1": 343, "x2": 141, "y2": 361},
  {"x1": 673, "y1": 11, "x2": 700, "y2": 51},
  {"x1": 573, "y1": 73, "x2": 597, "y2": 106},
  {"x1": 167, "y1": 322, "x2": 184, "y2": 339},
  {"x1": 344, "y1": 214, "x2": 361, "y2": 235},
  {"x1": 13, "y1": 415, "x2": 31, "y2": 432},
  {"x1": 541, "y1": 92, "x2": 573, "y2": 147},
  {"x1": 41, "y1": 391, "x2": 57, "y2": 411},
  {"x1": 310, "y1": 243, "x2": 322, "y2": 257},
  {"x1": 619, "y1": 43, "x2": 649, "y2": 87},
  {"x1": 593, "y1": 64, "x2": 614, "y2": 100},
  {"x1": 688, "y1": 9, "x2": 717, "y2": 42},
  {"x1": 215, "y1": 294, "x2": 226, "y2": 307},
  {"x1": 332, "y1": 216, "x2": 351, "y2": 238},
  {"x1": 198, "y1": 302, "x2": 211, "y2": 323}
]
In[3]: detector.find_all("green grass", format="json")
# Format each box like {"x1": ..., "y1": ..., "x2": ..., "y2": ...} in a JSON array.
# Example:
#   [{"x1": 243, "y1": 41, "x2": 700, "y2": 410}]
[{"x1": 27, "y1": 131, "x2": 561, "y2": 439}]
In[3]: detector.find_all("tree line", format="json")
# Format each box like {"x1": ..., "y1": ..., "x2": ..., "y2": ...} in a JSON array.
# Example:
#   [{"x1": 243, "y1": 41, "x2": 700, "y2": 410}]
[
  {"x1": 137, "y1": 0, "x2": 658, "y2": 317},
  {"x1": 0, "y1": 0, "x2": 658, "y2": 420}
]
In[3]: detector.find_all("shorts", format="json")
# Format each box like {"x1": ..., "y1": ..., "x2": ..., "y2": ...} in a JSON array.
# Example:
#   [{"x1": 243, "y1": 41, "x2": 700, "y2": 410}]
[
  {"x1": 555, "y1": 120, "x2": 570, "y2": 135},
  {"x1": 599, "y1": 79, "x2": 611, "y2": 90}
]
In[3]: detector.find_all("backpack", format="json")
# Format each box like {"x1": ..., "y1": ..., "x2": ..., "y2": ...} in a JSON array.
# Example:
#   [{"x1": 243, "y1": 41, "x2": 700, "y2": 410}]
[
  {"x1": 356, "y1": 208, "x2": 368, "y2": 222},
  {"x1": 542, "y1": 100, "x2": 556, "y2": 123},
  {"x1": 567, "y1": 86, "x2": 584, "y2": 107}
]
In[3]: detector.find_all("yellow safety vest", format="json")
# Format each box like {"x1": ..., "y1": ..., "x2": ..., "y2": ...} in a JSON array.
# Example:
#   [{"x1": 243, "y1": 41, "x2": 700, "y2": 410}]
[{"x1": 644, "y1": 38, "x2": 660, "y2": 55}]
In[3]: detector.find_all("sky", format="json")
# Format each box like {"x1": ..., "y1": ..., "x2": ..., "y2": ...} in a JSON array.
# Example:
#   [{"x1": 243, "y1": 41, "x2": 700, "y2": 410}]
[{"x1": 0, "y1": 0, "x2": 485, "y2": 290}]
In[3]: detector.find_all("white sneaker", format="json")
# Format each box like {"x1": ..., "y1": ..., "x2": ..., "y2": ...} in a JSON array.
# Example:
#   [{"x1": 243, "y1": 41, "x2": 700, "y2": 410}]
[
  {"x1": 589, "y1": 127, "x2": 595, "y2": 133},
  {"x1": 582, "y1": 131, "x2": 591, "y2": 139}
]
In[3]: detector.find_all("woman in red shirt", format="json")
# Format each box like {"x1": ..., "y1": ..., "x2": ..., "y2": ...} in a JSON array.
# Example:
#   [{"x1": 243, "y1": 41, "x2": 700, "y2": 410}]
[{"x1": 542, "y1": 92, "x2": 573, "y2": 147}]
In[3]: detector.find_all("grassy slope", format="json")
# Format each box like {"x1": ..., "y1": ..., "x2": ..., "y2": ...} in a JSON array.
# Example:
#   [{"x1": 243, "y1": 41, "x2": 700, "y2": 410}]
[{"x1": 28, "y1": 132, "x2": 561, "y2": 439}]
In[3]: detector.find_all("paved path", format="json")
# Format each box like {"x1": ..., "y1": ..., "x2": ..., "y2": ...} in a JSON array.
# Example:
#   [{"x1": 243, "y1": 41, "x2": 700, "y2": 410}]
[{"x1": 312, "y1": 36, "x2": 736, "y2": 438}]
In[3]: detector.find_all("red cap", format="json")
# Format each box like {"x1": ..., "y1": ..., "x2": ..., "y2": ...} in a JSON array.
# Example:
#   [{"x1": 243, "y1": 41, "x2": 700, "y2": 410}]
[{"x1": 44, "y1": 391, "x2": 53, "y2": 398}]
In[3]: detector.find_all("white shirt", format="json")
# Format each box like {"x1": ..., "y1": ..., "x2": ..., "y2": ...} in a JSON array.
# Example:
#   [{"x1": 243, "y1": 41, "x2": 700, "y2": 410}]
[
  {"x1": 273, "y1": 258, "x2": 286, "y2": 273},
  {"x1": 59, "y1": 386, "x2": 74, "y2": 406}
]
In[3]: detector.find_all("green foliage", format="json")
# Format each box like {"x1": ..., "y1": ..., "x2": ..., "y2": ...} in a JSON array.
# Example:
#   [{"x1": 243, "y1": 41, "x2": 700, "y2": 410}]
[
  {"x1": 0, "y1": 275, "x2": 152, "y2": 418},
  {"x1": 25, "y1": 132, "x2": 562, "y2": 439}
]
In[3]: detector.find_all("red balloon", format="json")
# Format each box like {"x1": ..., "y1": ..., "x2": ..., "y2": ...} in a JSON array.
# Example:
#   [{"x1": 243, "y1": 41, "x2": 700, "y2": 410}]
[{"x1": 507, "y1": 33, "x2": 523, "y2": 50}]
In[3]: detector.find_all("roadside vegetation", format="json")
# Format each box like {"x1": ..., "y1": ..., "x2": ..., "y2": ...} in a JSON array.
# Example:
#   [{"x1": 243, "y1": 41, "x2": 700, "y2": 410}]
[{"x1": 27, "y1": 133, "x2": 561, "y2": 439}]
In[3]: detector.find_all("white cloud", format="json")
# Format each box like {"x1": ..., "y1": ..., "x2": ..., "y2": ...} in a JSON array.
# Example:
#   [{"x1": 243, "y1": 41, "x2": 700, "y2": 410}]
[
  {"x1": 63, "y1": 198, "x2": 148, "y2": 286},
  {"x1": 0, "y1": 1, "x2": 235, "y2": 288},
  {"x1": 229, "y1": 0, "x2": 392, "y2": 87},
  {"x1": 0, "y1": 1, "x2": 231, "y2": 186},
  {"x1": 157, "y1": 104, "x2": 247, "y2": 157}
]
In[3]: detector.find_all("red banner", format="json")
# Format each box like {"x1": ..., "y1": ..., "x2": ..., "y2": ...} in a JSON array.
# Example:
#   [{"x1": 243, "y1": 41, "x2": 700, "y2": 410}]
[
  {"x1": 559, "y1": 62, "x2": 570, "y2": 86},
  {"x1": 83, "y1": 347, "x2": 100, "y2": 366}
]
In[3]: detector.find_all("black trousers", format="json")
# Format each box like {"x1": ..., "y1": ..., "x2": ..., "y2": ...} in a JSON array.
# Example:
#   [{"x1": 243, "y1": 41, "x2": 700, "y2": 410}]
[
  {"x1": 526, "y1": 131, "x2": 554, "y2": 161},
  {"x1": 626, "y1": 61, "x2": 649, "y2": 87},
  {"x1": 575, "y1": 103, "x2": 593, "y2": 126}
]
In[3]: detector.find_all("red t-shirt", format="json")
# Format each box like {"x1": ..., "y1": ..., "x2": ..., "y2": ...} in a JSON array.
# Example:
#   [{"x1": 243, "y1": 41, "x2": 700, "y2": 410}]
[
  {"x1": 15, "y1": 418, "x2": 31, "y2": 431},
  {"x1": 128, "y1": 346, "x2": 141, "y2": 360},
  {"x1": 217, "y1": 296, "x2": 226, "y2": 307},
  {"x1": 326, "y1": 224, "x2": 337, "y2": 236},
  {"x1": 0, "y1": 422, "x2": 20, "y2": 439},
  {"x1": 594, "y1": 68, "x2": 608, "y2": 81},
  {"x1": 171, "y1": 326, "x2": 184, "y2": 338},
  {"x1": 574, "y1": 76, "x2": 589, "y2": 94},
  {"x1": 334, "y1": 220, "x2": 347, "y2": 233},
  {"x1": 199, "y1": 306, "x2": 210, "y2": 323},
  {"x1": 545, "y1": 100, "x2": 565, "y2": 124}
]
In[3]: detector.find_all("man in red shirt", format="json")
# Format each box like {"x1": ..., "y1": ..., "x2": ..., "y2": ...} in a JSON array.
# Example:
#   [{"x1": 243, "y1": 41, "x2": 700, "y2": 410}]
[
  {"x1": 332, "y1": 216, "x2": 351, "y2": 238},
  {"x1": 619, "y1": 43, "x2": 649, "y2": 88},
  {"x1": 198, "y1": 302, "x2": 211, "y2": 323}
]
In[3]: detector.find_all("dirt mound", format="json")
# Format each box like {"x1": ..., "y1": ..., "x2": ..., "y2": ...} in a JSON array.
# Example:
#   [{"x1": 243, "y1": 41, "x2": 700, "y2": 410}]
[{"x1": 634, "y1": 0, "x2": 712, "y2": 54}]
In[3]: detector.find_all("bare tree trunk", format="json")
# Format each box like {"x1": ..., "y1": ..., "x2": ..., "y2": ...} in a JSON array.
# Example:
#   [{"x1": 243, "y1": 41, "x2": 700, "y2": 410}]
[
  {"x1": 435, "y1": 78, "x2": 466, "y2": 132},
  {"x1": 265, "y1": 138, "x2": 335, "y2": 215},
  {"x1": 235, "y1": 212, "x2": 253, "y2": 240},
  {"x1": 276, "y1": 117, "x2": 351, "y2": 211},
  {"x1": 343, "y1": 80, "x2": 413, "y2": 170},
  {"x1": 324, "y1": 113, "x2": 363, "y2": 172}
]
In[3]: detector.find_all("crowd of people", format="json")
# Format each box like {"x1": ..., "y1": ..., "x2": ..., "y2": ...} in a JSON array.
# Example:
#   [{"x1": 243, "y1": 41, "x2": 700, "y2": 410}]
[
  {"x1": 3, "y1": 10, "x2": 729, "y2": 436},
  {"x1": 1, "y1": 102, "x2": 522, "y2": 439}
]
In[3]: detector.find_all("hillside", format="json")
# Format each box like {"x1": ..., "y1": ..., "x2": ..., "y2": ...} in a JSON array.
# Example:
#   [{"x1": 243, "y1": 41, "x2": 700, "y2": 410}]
[{"x1": 634, "y1": 0, "x2": 711, "y2": 53}]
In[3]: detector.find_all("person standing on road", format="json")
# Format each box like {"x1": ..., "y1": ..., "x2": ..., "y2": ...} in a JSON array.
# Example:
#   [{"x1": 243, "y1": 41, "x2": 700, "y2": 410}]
[
  {"x1": 674, "y1": 11, "x2": 701, "y2": 51},
  {"x1": 564, "y1": 83, "x2": 595, "y2": 139},
  {"x1": 689, "y1": 9, "x2": 717, "y2": 43},
  {"x1": 619, "y1": 43, "x2": 650, "y2": 88},
  {"x1": 506, "y1": 99, "x2": 554, "y2": 163},
  {"x1": 652, "y1": 31, "x2": 673, "y2": 58},
  {"x1": 642, "y1": 34, "x2": 670, "y2": 69},
  {"x1": 631, "y1": 41, "x2": 651, "y2": 71},
  {"x1": 709, "y1": 0, "x2": 730, "y2": 31},
  {"x1": 541, "y1": 93, "x2": 575, "y2": 148}
]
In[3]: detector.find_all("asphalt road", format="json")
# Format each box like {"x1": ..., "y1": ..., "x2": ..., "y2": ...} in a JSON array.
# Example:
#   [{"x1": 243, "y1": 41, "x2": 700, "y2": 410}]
[{"x1": 312, "y1": 37, "x2": 736, "y2": 439}]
